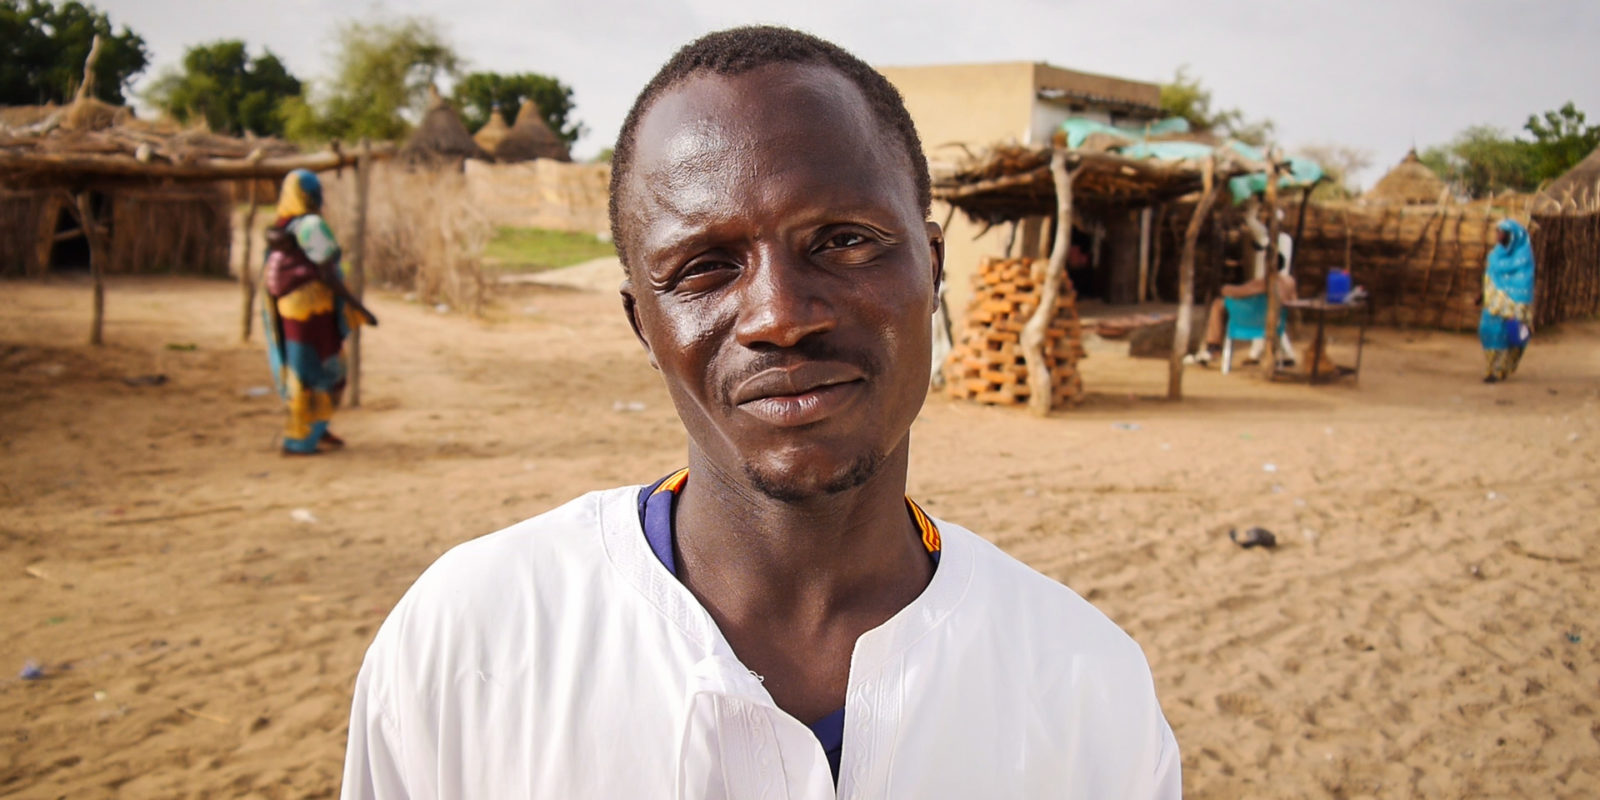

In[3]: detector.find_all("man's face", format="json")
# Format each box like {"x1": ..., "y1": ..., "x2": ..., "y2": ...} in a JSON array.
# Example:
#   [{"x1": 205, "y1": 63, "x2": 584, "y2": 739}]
[{"x1": 619, "y1": 63, "x2": 942, "y2": 501}]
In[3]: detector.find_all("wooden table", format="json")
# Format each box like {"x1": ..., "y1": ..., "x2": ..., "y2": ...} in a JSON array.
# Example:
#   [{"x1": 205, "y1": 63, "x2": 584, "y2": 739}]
[{"x1": 1282, "y1": 298, "x2": 1370, "y2": 384}]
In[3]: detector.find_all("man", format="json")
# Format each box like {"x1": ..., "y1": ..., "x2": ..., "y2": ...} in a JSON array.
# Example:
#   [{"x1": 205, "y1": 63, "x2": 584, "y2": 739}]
[
  {"x1": 1193, "y1": 266, "x2": 1299, "y2": 368},
  {"x1": 1193, "y1": 208, "x2": 1298, "y2": 369},
  {"x1": 342, "y1": 26, "x2": 1178, "y2": 798}
]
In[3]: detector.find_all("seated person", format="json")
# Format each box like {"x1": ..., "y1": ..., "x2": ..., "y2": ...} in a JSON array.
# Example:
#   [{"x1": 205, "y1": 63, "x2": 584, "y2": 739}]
[{"x1": 1193, "y1": 267, "x2": 1299, "y2": 368}]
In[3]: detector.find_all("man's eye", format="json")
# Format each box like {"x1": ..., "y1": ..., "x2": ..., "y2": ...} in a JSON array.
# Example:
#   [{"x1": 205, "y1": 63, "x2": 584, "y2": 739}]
[
  {"x1": 675, "y1": 259, "x2": 736, "y2": 287},
  {"x1": 825, "y1": 232, "x2": 868, "y2": 249}
]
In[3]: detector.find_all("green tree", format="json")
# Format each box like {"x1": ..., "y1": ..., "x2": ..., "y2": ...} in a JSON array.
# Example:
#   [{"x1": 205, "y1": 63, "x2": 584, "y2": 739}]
[
  {"x1": 452, "y1": 71, "x2": 585, "y2": 147},
  {"x1": 283, "y1": 14, "x2": 462, "y2": 143},
  {"x1": 1419, "y1": 125, "x2": 1538, "y2": 199},
  {"x1": 145, "y1": 40, "x2": 300, "y2": 136},
  {"x1": 1158, "y1": 65, "x2": 1275, "y2": 146},
  {"x1": 1524, "y1": 102, "x2": 1599, "y2": 185},
  {"x1": 0, "y1": 0, "x2": 148, "y2": 105}
]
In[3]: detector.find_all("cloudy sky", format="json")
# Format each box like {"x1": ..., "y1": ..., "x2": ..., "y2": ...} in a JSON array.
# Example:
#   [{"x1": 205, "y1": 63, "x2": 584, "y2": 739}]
[{"x1": 99, "y1": 0, "x2": 1599, "y2": 185}]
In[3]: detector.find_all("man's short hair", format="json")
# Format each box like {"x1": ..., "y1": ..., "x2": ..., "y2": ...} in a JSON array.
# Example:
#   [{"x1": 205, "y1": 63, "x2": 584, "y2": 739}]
[{"x1": 607, "y1": 25, "x2": 932, "y2": 267}]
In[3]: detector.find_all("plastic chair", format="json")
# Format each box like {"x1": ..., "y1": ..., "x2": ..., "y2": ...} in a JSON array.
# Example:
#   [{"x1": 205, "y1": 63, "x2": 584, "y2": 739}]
[{"x1": 1220, "y1": 295, "x2": 1290, "y2": 374}]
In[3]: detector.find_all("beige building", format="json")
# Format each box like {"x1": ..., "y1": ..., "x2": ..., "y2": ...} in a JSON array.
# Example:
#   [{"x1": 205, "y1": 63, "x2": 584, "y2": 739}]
[{"x1": 878, "y1": 62, "x2": 1162, "y2": 319}]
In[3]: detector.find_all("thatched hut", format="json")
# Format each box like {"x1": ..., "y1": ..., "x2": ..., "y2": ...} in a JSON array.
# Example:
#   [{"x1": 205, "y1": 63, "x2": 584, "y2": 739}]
[
  {"x1": 0, "y1": 35, "x2": 370, "y2": 345},
  {"x1": 1532, "y1": 145, "x2": 1600, "y2": 214},
  {"x1": 1, "y1": 182, "x2": 229, "y2": 276},
  {"x1": 1528, "y1": 145, "x2": 1600, "y2": 326},
  {"x1": 472, "y1": 106, "x2": 511, "y2": 155},
  {"x1": 1366, "y1": 149, "x2": 1447, "y2": 206},
  {"x1": 495, "y1": 99, "x2": 571, "y2": 163},
  {"x1": 1, "y1": 99, "x2": 245, "y2": 277},
  {"x1": 400, "y1": 88, "x2": 488, "y2": 166}
]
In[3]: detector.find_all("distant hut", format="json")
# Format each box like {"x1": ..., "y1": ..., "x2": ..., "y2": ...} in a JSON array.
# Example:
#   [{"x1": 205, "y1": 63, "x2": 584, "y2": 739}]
[
  {"x1": 1366, "y1": 149, "x2": 1447, "y2": 205},
  {"x1": 494, "y1": 99, "x2": 571, "y2": 163},
  {"x1": 400, "y1": 87, "x2": 489, "y2": 166},
  {"x1": 472, "y1": 105, "x2": 511, "y2": 155},
  {"x1": 1, "y1": 101, "x2": 235, "y2": 277},
  {"x1": 1532, "y1": 145, "x2": 1600, "y2": 214}
]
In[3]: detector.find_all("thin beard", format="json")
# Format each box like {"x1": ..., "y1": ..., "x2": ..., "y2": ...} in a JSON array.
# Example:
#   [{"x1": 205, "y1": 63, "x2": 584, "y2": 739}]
[{"x1": 743, "y1": 450, "x2": 883, "y2": 503}]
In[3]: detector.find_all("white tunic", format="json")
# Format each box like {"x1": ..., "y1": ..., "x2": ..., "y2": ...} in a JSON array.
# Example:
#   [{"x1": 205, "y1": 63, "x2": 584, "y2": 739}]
[{"x1": 341, "y1": 487, "x2": 1181, "y2": 799}]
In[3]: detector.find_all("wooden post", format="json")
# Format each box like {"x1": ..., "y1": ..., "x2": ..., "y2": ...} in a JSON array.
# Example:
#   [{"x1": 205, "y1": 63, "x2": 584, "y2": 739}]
[
  {"x1": 1342, "y1": 207, "x2": 1352, "y2": 272},
  {"x1": 1260, "y1": 154, "x2": 1284, "y2": 378},
  {"x1": 1150, "y1": 204, "x2": 1165, "y2": 301},
  {"x1": 349, "y1": 138, "x2": 372, "y2": 408},
  {"x1": 1291, "y1": 185, "x2": 1312, "y2": 284},
  {"x1": 1021, "y1": 149, "x2": 1075, "y2": 417},
  {"x1": 1169, "y1": 159, "x2": 1222, "y2": 400},
  {"x1": 1136, "y1": 206, "x2": 1152, "y2": 301},
  {"x1": 239, "y1": 180, "x2": 259, "y2": 342},
  {"x1": 74, "y1": 192, "x2": 107, "y2": 346}
]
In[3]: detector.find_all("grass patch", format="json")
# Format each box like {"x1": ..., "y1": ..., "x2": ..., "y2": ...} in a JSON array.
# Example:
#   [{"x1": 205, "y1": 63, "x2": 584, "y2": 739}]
[{"x1": 483, "y1": 226, "x2": 616, "y2": 272}]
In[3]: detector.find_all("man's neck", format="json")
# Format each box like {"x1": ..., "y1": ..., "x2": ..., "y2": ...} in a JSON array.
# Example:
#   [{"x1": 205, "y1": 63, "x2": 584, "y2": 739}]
[{"x1": 673, "y1": 444, "x2": 931, "y2": 625}]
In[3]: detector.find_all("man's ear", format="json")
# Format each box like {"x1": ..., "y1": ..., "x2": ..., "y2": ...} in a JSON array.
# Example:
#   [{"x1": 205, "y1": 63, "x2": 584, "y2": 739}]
[
  {"x1": 619, "y1": 278, "x2": 659, "y2": 370},
  {"x1": 925, "y1": 220, "x2": 946, "y2": 299}
]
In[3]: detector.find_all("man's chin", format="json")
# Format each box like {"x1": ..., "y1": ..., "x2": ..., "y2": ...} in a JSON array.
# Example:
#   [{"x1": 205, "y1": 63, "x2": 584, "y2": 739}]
[{"x1": 742, "y1": 451, "x2": 883, "y2": 504}]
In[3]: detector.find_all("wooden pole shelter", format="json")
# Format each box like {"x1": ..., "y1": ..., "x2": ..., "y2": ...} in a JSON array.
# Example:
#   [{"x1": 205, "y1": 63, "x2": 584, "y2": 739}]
[
  {"x1": 1149, "y1": 204, "x2": 1165, "y2": 301},
  {"x1": 1136, "y1": 206, "x2": 1152, "y2": 301},
  {"x1": 0, "y1": 149, "x2": 374, "y2": 182},
  {"x1": 1169, "y1": 159, "x2": 1223, "y2": 400},
  {"x1": 1021, "y1": 149, "x2": 1076, "y2": 416},
  {"x1": 349, "y1": 138, "x2": 373, "y2": 408},
  {"x1": 1291, "y1": 184, "x2": 1313, "y2": 277},
  {"x1": 1260, "y1": 154, "x2": 1284, "y2": 378},
  {"x1": 70, "y1": 192, "x2": 109, "y2": 345},
  {"x1": 238, "y1": 180, "x2": 259, "y2": 342}
]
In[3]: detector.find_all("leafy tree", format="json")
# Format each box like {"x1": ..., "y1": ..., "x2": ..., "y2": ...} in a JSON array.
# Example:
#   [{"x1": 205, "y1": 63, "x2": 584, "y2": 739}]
[
  {"x1": 1419, "y1": 126, "x2": 1538, "y2": 198},
  {"x1": 1523, "y1": 102, "x2": 1599, "y2": 185},
  {"x1": 0, "y1": 0, "x2": 148, "y2": 105},
  {"x1": 452, "y1": 71, "x2": 585, "y2": 147},
  {"x1": 1296, "y1": 143, "x2": 1374, "y2": 201},
  {"x1": 145, "y1": 40, "x2": 300, "y2": 136},
  {"x1": 283, "y1": 15, "x2": 461, "y2": 143},
  {"x1": 1158, "y1": 65, "x2": 1275, "y2": 146}
]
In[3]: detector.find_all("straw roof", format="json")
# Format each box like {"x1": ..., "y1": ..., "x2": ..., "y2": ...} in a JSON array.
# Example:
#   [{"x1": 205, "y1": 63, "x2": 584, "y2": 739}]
[
  {"x1": 400, "y1": 88, "x2": 489, "y2": 165},
  {"x1": 1366, "y1": 149, "x2": 1447, "y2": 206},
  {"x1": 1533, "y1": 145, "x2": 1600, "y2": 215},
  {"x1": 494, "y1": 99, "x2": 571, "y2": 163},
  {"x1": 472, "y1": 107, "x2": 510, "y2": 154},
  {"x1": 0, "y1": 104, "x2": 62, "y2": 130},
  {"x1": 932, "y1": 143, "x2": 1251, "y2": 223}
]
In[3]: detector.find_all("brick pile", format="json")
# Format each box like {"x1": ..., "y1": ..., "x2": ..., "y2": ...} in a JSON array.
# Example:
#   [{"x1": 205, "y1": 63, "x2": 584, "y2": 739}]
[{"x1": 943, "y1": 257, "x2": 1086, "y2": 408}]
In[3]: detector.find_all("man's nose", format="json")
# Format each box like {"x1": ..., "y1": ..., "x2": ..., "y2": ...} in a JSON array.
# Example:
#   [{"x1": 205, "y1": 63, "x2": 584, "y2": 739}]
[{"x1": 733, "y1": 250, "x2": 836, "y2": 349}]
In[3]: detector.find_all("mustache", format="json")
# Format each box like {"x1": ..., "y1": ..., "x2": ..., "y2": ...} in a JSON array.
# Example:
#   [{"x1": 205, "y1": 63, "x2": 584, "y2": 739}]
[{"x1": 717, "y1": 339, "x2": 879, "y2": 401}]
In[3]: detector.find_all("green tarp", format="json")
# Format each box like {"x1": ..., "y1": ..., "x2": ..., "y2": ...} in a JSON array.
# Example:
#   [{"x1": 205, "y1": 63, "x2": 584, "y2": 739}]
[{"x1": 1057, "y1": 117, "x2": 1324, "y2": 203}]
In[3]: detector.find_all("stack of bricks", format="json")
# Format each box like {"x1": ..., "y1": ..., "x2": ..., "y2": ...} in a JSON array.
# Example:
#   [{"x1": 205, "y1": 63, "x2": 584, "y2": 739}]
[{"x1": 944, "y1": 256, "x2": 1086, "y2": 408}]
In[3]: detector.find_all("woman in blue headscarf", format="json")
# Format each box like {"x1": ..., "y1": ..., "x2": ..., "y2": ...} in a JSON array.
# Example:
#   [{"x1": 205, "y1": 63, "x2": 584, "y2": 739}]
[{"x1": 1478, "y1": 219, "x2": 1535, "y2": 383}]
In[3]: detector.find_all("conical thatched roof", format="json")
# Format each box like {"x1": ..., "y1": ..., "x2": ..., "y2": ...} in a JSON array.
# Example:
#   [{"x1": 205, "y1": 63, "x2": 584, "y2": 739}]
[
  {"x1": 1533, "y1": 145, "x2": 1600, "y2": 214},
  {"x1": 494, "y1": 99, "x2": 571, "y2": 163},
  {"x1": 1366, "y1": 149, "x2": 1447, "y2": 205},
  {"x1": 400, "y1": 87, "x2": 488, "y2": 165},
  {"x1": 472, "y1": 106, "x2": 510, "y2": 154}
]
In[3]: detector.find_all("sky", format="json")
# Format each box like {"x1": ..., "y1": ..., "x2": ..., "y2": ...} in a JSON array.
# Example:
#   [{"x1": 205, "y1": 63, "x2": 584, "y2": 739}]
[{"x1": 97, "y1": 0, "x2": 1600, "y2": 187}]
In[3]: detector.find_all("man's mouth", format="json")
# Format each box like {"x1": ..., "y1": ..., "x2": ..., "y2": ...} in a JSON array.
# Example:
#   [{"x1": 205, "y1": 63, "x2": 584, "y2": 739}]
[{"x1": 731, "y1": 362, "x2": 866, "y2": 427}]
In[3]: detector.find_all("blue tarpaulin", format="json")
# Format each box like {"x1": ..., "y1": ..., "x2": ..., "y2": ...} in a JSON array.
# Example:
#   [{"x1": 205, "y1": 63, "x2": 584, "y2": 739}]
[{"x1": 1057, "y1": 117, "x2": 1323, "y2": 203}]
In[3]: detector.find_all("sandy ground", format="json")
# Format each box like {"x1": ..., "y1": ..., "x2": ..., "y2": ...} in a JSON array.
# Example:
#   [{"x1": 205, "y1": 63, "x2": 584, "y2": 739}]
[{"x1": 3, "y1": 272, "x2": 1598, "y2": 799}]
